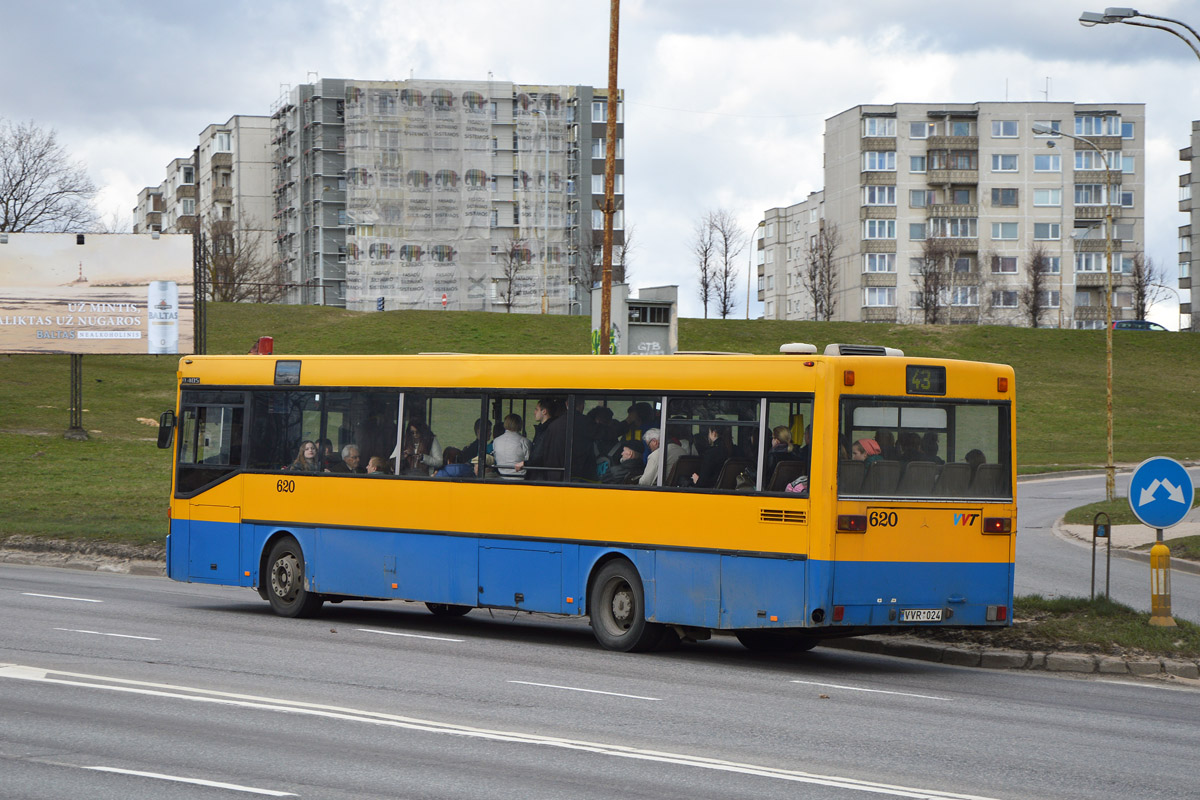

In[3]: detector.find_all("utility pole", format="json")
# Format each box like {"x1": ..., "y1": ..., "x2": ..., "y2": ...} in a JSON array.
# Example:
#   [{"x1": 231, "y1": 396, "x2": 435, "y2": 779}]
[{"x1": 599, "y1": 0, "x2": 619, "y2": 354}]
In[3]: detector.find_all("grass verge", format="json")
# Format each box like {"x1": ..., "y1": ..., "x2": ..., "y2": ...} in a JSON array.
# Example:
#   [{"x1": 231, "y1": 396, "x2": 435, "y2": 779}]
[{"x1": 911, "y1": 594, "x2": 1200, "y2": 658}]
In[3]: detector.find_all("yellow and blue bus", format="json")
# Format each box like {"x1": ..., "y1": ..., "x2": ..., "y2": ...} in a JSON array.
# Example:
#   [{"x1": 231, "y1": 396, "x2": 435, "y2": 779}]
[{"x1": 160, "y1": 343, "x2": 1015, "y2": 652}]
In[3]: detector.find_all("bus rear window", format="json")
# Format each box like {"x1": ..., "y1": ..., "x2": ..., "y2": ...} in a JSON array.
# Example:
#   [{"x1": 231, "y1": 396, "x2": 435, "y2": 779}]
[{"x1": 838, "y1": 399, "x2": 1011, "y2": 500}]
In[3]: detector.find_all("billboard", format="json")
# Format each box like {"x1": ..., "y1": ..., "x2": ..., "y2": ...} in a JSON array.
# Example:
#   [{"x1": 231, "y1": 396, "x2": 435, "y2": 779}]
[{"x1": 0, "y1": 233, "x2": 194, "y2": 355}]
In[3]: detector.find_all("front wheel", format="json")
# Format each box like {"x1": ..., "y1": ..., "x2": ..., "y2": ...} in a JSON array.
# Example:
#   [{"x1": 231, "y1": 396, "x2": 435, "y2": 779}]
[
  {"x1": 588, "y1": 559, "x2": 667, "y2": 652},
  {"x1": 265, "y1": 536, "x2": 324, "y2": 618}
]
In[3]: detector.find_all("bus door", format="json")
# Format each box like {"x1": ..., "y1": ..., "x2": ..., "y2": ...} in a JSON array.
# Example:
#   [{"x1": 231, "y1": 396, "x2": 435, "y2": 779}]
[{"x1": 174, "y1": 392, "x2": 246, "y2": 583}]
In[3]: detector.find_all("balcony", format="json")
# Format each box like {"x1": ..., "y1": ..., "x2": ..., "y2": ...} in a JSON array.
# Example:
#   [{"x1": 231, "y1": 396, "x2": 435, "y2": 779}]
[
  {"x1": 862, "y1": 307, "x2": 898, "y2": 322},
  {"x1": 211, "y1": 152, "x2": 232, "y2": 168},
  {"x1": 1074, "y1": 135, "x2": 1122, "y2": 150},
  {"x1": 1074, "y1": 271, "x2": 1126, "y2": 287},
  {"x1": 927, "y1": 135, "x2": 978, "y2": 149},
  {"x1": 1074, "y1": 238, "x2": 1122, "y2": 252},
  {"x1": 860, "y1": 206, "x2": 896, "y2": 219},
  {"x1": 1075, "y1": 170, "x2": 1121, "y2": 185},
  {"x1": 860, "y1": 136, "x2": 896, "y2": 151},
  {"x1": 926, "y1": 169, "x2": 977, "y2": 185},
  {"x1": 213, "y1": 186, "x2": 233, "y2": 202},
  {"x1": 1074, "y1": 205, "x2": 1108, "y2": 220},
  {"x1": 1073, "y1": 305, "x2": 1108, "y2": 321},
  {"x1": 862, "y1": 273, "x2": 896, "y2": 287},
  {"x1": 929, "y1": 203, "x2": 978, "y2": 217},
  {"x1": 860, "y1": 239, "x2": 897, "y2": 253},
  {"x1": 861, "y1": 171, "x2": 897, "y2": 185}
]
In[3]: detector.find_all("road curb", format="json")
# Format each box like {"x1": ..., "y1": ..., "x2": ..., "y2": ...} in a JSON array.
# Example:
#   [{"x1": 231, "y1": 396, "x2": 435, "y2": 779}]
[
  {"x1": 823, "y1": 634, "x2": 1200, "y2": 680},
  {"x1": 1051, "y1": 518, "x2": 1200, "y2": 576}
]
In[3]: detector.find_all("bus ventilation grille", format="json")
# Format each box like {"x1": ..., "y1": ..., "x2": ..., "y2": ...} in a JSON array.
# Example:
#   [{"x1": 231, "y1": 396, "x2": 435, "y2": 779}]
[{"x1": 760, "y1": 509, "x2": 807, "y2": 525}]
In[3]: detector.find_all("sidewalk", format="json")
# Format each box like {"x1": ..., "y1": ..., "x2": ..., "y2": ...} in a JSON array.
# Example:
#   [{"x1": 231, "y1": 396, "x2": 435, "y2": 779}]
[{"x1": 1056, "y1": 507, "x2": 1200, "y2": 575}]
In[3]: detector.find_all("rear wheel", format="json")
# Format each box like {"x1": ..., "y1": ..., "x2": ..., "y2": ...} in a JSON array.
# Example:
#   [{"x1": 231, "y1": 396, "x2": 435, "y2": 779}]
[
  {"x1": 588, "y1": 559, "x2": 667, "y2": 652},
  {"x1": 425, "y1": 602, "x2": 472, "y2": 617},
  {"x1": 735, "y1": 630, "x2": 819, "y2": 653},
  {"x1": 265, "y1": 536, "x2": 324, "y2": 618}
]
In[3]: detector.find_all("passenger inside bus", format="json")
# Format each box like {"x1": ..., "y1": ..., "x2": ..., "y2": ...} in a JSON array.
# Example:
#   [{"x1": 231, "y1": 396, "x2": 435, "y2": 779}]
[
  {"x1": 288, "y1": 440, "x2": 320, "y2": 471},
  {"x1": 602, "y1": 440, "x2": 645, "y2": 484},
  {"x1": 684, "y1": 425, "x2": 732, "y2": 488},
  {"x1": 399, "y1": 420, "x2": 443, "y2": 474},
  {"x1": 638, "y1": 428, "x2": 682, "y2": 487},
  {"x1": 493, "y1": 413, "x2": 531, "y2": 479},
  {"x1": 329, "y1": 444, "x2": 364, "y2": 474}
]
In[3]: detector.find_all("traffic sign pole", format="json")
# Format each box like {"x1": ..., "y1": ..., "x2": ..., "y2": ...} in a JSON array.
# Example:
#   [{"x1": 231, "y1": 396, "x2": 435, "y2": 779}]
[{"x1": 1128, "y1": 457, "x2": 1191, "y2": 628}]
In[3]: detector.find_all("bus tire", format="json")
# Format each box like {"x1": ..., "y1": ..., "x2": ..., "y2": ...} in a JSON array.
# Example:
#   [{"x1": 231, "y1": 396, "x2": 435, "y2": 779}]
[
  {"x1": 735, "y1": 630, "x2": 819, "y2": 653},
  {"x1": 588, "y1": 559, "x2": 665, "y2": 652},
  {"x1": 426, "y1": 602, "x2": 472, "y2": 617},
  {"x1": 265, "y1": 536, "x2": 324, "y2": 618}
]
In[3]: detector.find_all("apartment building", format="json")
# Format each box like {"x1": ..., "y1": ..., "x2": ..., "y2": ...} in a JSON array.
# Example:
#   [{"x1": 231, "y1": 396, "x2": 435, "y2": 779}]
[
  {"x1": 270, "y1": 78, "x2": 625, "y2": 311},
  {"x1": 1177, "y1": 121, "x2": 1198, "y2": 330},
  {"x1": 160, "y1": 157, "x2": 198, "y2": 234},
  {"x1": 760, "y1": 102, "x2": 1145, "y2": 328},
  {"x1": 132, "y1": 186, "x2": 164, "y2": 234}
]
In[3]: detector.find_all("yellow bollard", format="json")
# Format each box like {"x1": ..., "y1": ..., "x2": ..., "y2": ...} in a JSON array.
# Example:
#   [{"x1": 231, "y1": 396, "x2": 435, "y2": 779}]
[{"x1": 1149, "y1": 542, "x2": 1177, "y2": 628}]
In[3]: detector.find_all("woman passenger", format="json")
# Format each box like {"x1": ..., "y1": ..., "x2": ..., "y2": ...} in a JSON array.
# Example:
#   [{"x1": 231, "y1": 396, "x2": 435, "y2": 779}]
[
  {"x1": 687, "y1": 425, "x2": 732, "y2": 488},
  {"x1": 852, "y1": 438, "x2": 882, "y2": 466},
  {"x1": 289, "y1": 440, "x2": 320, "y2": 471}
]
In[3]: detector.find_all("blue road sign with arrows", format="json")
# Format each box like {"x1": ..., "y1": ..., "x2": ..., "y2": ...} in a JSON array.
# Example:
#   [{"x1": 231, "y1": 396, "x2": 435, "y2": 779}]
[{"x1": 1128, "y1": 457, "x2": 1195, "y2": 529}]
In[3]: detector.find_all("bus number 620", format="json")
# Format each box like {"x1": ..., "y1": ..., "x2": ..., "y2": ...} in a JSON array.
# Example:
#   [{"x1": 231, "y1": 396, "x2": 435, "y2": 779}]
[
  {"x1": 276, "y1": 479, "x2": 295, "y2": 494},
  {"x1": 868, "y1": 510, "x2": 898, "y2": 528}
]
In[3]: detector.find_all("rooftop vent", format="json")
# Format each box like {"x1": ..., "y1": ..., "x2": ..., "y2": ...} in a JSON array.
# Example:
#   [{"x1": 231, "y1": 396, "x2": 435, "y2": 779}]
[
  {"x1": 779, "y1": 342, "x2": 818, "y2": 355},
  {"x1": 823, "y1": 343, "x2": 905, "y2": 357}
]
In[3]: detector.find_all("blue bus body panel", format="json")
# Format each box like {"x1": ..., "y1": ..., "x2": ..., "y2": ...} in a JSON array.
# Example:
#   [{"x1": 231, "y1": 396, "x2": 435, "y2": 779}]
[{"x1": 170, "y1": 519, "x2": 1012, "y2": 631}]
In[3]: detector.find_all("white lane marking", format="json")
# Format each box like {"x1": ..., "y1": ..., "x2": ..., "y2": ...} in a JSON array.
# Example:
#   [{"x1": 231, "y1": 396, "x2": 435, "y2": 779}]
[
  {"x1": 22, "y1": 592, "x2": 102, "y2": 603},
  {"x1": 508, "y1": 680, "x2": 659, "y2": 701},
  {"x1": 81, "y1": 766, "x2": 296, "y2": 796},
  {"x1": 791, "y1": 679, "x2": 950, "y2": 701},
  {"x1": 356, "y1": 628, "x2": 464, "y2": 643},
  {"x1": 54, "y1": 628, "x2": 160, "y2": 641},
  {"x1": 1096, "y1": 679, "x2": 1196, "y2": 693},
  {"x1": 0, "y1": 664, "x2": 1001, "y2": 800}
]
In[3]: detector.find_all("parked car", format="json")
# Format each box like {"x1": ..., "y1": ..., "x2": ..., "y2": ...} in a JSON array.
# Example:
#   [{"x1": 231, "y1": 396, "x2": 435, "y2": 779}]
[{"x1": 1112, "y1": 320, "x2": 1168, "y2": 331}]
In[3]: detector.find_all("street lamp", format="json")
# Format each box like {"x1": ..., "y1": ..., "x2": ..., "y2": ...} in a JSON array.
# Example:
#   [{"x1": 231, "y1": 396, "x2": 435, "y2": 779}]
[
  {"x1": 1033, "y1": 122, "x2": 1117, "y2": 502},
  {"x1": 746, "y1": 219, "x2": 765, "y2": 320},
  {"x1": 1080, "y1": 8, "x2": 1200, "y2": 59}
]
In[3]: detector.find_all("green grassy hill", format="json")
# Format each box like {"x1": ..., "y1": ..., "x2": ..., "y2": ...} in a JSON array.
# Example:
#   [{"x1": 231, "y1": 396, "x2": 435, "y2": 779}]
[{"x1": 1, "y1": 303, "x2": 1196, "y2": 545}]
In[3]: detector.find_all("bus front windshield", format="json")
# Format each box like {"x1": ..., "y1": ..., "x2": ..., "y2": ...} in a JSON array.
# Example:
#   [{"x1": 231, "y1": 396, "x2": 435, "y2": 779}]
[{"x1": 838, "y1": 398, "x2": 1011, "y2": 500}]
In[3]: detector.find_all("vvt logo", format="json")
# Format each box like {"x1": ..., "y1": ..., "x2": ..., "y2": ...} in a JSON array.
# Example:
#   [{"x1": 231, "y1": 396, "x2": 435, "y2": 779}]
[{"x1": 954, "y1": 513, "x2": 979, "y2": 526}]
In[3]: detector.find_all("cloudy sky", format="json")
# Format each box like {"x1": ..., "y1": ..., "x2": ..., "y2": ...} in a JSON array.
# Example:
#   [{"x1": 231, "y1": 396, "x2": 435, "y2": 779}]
[{"x1": 6, "y1": 0, "x2": 1200, "y2": 324}]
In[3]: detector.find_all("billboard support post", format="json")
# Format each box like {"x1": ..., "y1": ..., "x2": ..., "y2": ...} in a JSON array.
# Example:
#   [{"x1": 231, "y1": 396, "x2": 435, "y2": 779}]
[{"x1": 65, "y1": 354, "x2": 87, "y2": 440}]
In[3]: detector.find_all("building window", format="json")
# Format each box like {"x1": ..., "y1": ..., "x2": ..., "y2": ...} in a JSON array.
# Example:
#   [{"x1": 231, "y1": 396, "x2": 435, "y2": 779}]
[
  {"x1": 991, "y1": 188, "x2": 1018, "y2": 207},
  {"x1": 1033, "y1": 188, "x2": 1061, "y2": 206},
  {"x1": 1039, "y1": 290, "x2": 1061, "y2": 308},
  {"x1": 992, "y1": 290, "x2": 1018, "y2": 308},
  {"x1": 1075, "y1": 115, "x2": 1121, "y2": 136},
  {"x1": 1074, "y1": 150, "x2": 1120, "y2": 171},
  {"x1": 1034, "y1": 222, "x2": 1061, "y2": 240},
  {"x1": 910, "y1": 223, "x2": 927, "y2": 241},
  {"x1": 1122, "y1": 121, "x2": 1135, "y2": 139},
  {"x1": 181, "y1": 198, "x2": 195, "y2": 215},
  {"x1": 863, "y1": 151, "x2": 896, "y2": 171},
  {"x1": 864, "y1": 185, "x2": 897, "y2": 205},
  {"x1": 863, "y1": 253, "x2": 896, "y2": 273},
  {"x1": 1075, "y1": 253, "x2": 1107, "y2": 272},
  {"x1": 1034, "y1": 154, "x2": 1061, "y2": 172},
  {"x1": 1114, "y1": 223, "x2": 1135, "y2": 241},
  {"x1": 1034, "y1": 120, "x2": 1062, "y2": 136},
  {"x1": 181, "y1": 166, "x2": 194, "y2": 184},
  {"x1": 951, "y1": 188, "x2": 972, "y2": 204},
  {"x1": 864, "y1": 287, "x2": 896, "y2": 307},
  {"x1": 991, "y1": 256, "x2": 1018, "y2": 273},
  {"x1": 1122, "y1": 154, "x2": 1135, "y2": 174},
  {"x1": 991, "y1": 120, "x2": 1018, "y2": 138},
  {"x1": 950, "y1": 120, "x2": 975, "y2": 136},
  {"x1": 1074, "y1": 184, "x2": 1105, "y2": 205},
  {"x1": 909, "y1": 189, "x2": 932, "y2": 208},
  {"x1": 592, "y1": 209, "x2": 624, "y2": 229},
  {"x1": 951, "y1": 286, "x2": 978, "y2": 306},
  {"x1": 592, "y1": 101, "x2": 606, "y2": 122},
  {"x1": 863, "y1": 117, "x2": 896, "y2": 137},
  {"x1": 863, "y1": 219, "x2": 896, "y2": 239},
  {"x1": 930, "y1": 217, "x2": 978, "y2": 238},
  {"x1": 591, "y1": 139, "x2": 603, "y2": 159},
  {"x1": 1046, "y1": 257, "x2": 1061, "y2": 274},
  {"x1": 991, "y1": 154, "x2": 1018, "y2": 172},
  {"x1": 215, "y1": 132, "x2": 231, "y2": 152},
  {"x1": 954, "y1": 256, "x2": 973, "y2": 273},
  {"x1": 1076, "y1": 290, "x2": 1092, "y2": 307},
  {"x1": 991, "y1": 222, "x2": 1018, "y2": 240},
  {"x1": 910, "y1": 155, "x2": 927, "y2": 173},
  {"x1": 909, "y1": 121, "x2": 934, "y2": 139}
]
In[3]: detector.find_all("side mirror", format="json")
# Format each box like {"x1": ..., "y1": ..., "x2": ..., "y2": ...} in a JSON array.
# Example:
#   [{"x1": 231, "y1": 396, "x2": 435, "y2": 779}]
[{"x1": 157, "y1": 410, "x2": 176, "y2": 450}]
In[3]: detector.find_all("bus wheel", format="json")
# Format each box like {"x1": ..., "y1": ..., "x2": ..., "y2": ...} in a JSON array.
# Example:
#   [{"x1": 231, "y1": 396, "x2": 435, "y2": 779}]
[
  {"x1": 735, "y1": 630, "x2": 819, "y2": 653},
  {"x1": 266, "y1": 536, "x2": 324, "y2": 618},
  {"x1": 426, "y1": 602, "x2": 472, "y2": 617},
  {"x1": 589, "y1": 559, "x2": 665, "y2": 652}
]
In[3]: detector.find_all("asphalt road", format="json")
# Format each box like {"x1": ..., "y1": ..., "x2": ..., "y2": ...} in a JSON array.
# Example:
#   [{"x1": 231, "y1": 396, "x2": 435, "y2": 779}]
[
  {"x1": 1016, "y1": 467, "x2": 1200, "y2": 622},
  {"x1": 3, "y1": 559, "x2": 1199, "y2": 800}
]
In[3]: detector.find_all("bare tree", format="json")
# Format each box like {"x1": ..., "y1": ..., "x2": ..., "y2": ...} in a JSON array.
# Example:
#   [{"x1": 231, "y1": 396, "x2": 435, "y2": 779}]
[
  {"x1": 203, "y1": 214, "x2": 282, "y2": 303},
  {"x1": 576, "y1": 223, "x2": 634, "y2": 289},
  {"x1": 1018, "y1": 245, "x2": 1053, "y2": 328},
  {"x1": 0, "y1": 119, "x2": 98, "y2": 232},
  {"x1": 1129, "y1": 252, "x2": 1169, "y2": 320},
  {"x1": 913, "y1": 234, "x2": 957, "y2": 324},
  {"x1": 692, "y1": 215, "x2": 717, "y2": 319},
  {"x1": 709, "y1": 209, "x2": 746, "y2": 319},
  {"x1": 798, "y1": 221, "x2": 841, "y2": 321},
  {"x1": 496, "y1": 235, "x2": 531, "y2": 312}
]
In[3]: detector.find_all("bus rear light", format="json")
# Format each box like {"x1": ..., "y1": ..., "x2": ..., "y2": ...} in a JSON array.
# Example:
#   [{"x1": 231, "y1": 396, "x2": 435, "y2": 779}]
[
  {"x1": 983, "y1": 517, "x2": 1012, "y2": 534},
  {"x1": 997, "y1": 377, "x2": 1009, "y2": 393},
  {"x1": 986, "y1": 605, "x2": 1008, "y2": 622},
  {"x1": 832, "y1": 605, "x2": 845, "y2": 622},
  {"x1": 837, "y1": 514, "x2": 867, "y2": 532},
  {"x1": 843, "y1": 370, "x2": 855, "y2": 386}
]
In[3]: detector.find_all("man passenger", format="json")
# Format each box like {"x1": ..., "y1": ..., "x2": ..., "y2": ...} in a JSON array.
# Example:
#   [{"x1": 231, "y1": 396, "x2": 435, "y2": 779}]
[
  {"x1": 330, "y1": 444, "x2": 365, "y2": 474},
  {"x1": 638, "y1": 428, "x2": 683, "y2": 487}
]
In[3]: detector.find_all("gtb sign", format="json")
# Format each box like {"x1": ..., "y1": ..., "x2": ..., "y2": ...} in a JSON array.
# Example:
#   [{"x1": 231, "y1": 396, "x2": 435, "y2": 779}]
[{"x1": 1128, "y1": 457, "x2": 1195, "y2": 530}]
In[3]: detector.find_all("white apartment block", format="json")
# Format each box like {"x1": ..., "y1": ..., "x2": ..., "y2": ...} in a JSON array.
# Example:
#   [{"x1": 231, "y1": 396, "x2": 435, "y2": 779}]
[
  {"x1": 159, "y1": 157, "x2": 197, "y2": 234},
  {"x1": 1177, "y1": 121, "x2": 1198, "y2": 330},
  {"x1": 132, "y1": 185, "x2": 163, "y2": 234},
  {"x1": 760, "y1": 102, "x2": 1145, "y2": 328},
  {"x1": 270, "y1": 78, "x2": 625, "y2": 311},
  {"x1": 197, "y1": 116, "x2": 273, "y2": 231}
]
